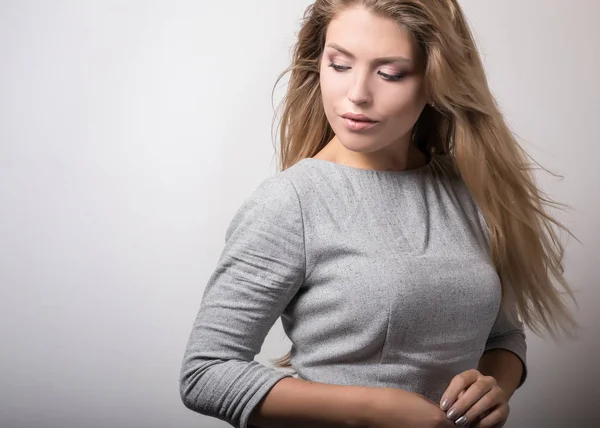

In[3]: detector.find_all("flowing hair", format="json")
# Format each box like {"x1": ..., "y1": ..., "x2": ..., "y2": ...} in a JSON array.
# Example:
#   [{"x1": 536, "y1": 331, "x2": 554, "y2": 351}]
[{"x1": 268, "y1": 0, "x2": 578, "y2": 369}]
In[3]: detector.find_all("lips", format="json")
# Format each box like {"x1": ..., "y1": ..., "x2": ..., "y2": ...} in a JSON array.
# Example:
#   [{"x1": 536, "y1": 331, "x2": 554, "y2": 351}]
[
  {"x1": 341, "y1": 116, "x2": 379, "y2": 132},
  {"x1": 341, "y1": 112, "x2": 377, "y2": 123}
]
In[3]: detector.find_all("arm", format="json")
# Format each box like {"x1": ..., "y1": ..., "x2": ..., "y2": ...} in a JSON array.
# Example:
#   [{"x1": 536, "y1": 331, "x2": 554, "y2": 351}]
[
  {"x1": 248, "y1": 377, "x2": 371, "y2": 428},
  {"x1": 439, "y1": 294, "x2": 527, "y2": 426},
  {"x1": 477, "y1": 348, "x2": 523, "y2": 399},
  {"x1": 479, "y1": 292, "x2": 528, "y2": 395},
  {"x1": 179, "y1": 175, "x2": 308, "y2": 428},
  {"x1": 474, "y1": 207, "x2": 527, "y2": 392},
  {"x1": 179, "y1": 176, "x2": 376, "y2": 428},
  {"x1": 249, "y1": 377, "x2": 459, "y2": 428}
]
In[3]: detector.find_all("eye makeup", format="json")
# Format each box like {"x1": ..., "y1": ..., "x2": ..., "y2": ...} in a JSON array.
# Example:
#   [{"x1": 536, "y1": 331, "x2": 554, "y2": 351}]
[{"x1": 327, "y1": 61, "x2": 408, "y2": 82}]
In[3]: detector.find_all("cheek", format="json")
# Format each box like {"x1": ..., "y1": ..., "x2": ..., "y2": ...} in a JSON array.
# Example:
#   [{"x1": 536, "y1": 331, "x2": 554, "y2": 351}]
[
  {"x1": 320, "y1": 72, "x2": 343, "y2": 98},
  {"x1": 380, "y1": 86, "x2": 426, "y2": 125},
  {"x1": 319, "y1": 73, "x2": 343, "y2": 118}
]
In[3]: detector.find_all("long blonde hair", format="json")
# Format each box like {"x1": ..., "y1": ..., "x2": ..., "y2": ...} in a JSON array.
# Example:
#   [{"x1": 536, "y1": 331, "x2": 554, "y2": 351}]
[{"x1": 269, "y1": 0, "x2": 578, "y2": 369}]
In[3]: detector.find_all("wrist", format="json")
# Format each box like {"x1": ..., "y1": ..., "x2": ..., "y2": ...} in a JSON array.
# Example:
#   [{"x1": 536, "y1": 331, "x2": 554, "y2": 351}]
[{"x1": 478, "y1": 349, "x2": 523, "y2": 399}]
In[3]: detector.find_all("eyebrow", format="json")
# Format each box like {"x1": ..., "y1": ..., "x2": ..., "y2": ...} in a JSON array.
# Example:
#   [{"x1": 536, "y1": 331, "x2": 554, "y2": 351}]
[{"x1": 326, "y1": 43, "x2": 412, "y2": 65}]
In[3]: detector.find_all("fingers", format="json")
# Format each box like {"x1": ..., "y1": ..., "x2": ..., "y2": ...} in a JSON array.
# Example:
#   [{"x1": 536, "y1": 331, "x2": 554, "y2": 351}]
[
  {"x1": 440, "y1": 371, "x2": 509, "y2": 427},
  {"x1": 470, "y1": 405, "x2": 509, "y2": 428},
  {"x1": 456, "y1": 389, "x2": 507, "y2": 426},
  {"x1": 444, "y1": 377, "x2": 496, "y2": 424},
  {"x1": 440, "y1": 369, "x2": 480, "y2": 411}
]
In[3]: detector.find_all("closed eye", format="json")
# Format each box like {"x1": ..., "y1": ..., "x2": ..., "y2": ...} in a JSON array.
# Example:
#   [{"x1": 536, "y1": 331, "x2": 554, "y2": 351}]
[
  {"x1": 329, "y1": 63, "x2": 350, "y2": 73},
  {"x1": 377, "y1": 71, "x2": 406, "y2": 82},
  {"x1": 328, "y1": 62, "x2": 406, "y2": 82}
]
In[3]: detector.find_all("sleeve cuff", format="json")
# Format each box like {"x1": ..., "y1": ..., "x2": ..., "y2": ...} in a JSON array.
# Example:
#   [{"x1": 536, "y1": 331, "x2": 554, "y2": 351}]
[{"x1": 239, "y1": 371, "x2": 294, "y2": 428}]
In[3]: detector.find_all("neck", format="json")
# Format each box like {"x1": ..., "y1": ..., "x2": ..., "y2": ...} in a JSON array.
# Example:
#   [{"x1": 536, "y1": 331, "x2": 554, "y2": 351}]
[{"x1": 316, "y1": 136, "x2": 430, "y2": 173}]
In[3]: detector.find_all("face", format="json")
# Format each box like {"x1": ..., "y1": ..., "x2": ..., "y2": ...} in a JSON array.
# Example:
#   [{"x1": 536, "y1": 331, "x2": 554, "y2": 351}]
[{"x1": 319, "y1": 7, "x2": 427, "y2": 158}]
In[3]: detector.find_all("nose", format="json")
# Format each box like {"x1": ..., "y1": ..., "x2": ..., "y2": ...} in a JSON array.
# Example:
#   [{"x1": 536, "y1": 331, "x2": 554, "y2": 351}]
[{"x1": 347, "y1": 70, "x2": 372, "y2": 105}]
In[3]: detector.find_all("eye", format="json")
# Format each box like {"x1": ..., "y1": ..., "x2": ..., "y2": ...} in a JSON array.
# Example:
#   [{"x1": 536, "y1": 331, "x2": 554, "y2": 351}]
[
  {"x1": 378, "y1": 71, "x2": 407, "y2": 82},
  {"x1": 328, "y1": 62, "x2": 349, "y2": 72},
  {"x1": 329, "y1": 62, "x2": 407, "y2": 82}
]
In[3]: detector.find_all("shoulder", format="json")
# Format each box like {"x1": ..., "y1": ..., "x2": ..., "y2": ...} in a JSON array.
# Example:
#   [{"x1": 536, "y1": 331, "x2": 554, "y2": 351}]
[
  {"x1": 225, "y1": 170, "x2": 304, "y2": 240},
  {"x1": 248, "y1": 172, "x2": 300, "y2": 210},
  {"x1": 253, "y1": 158, "x2": 326, "y2": 206},
  {"x1": 231, "y1": 157, "x2": 327, "y2": 223}
]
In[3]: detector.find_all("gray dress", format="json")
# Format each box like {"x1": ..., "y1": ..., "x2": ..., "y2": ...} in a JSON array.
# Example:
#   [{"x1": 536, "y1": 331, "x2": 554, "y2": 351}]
[{"x1": 179, "y1": 154, "x2": 527, "y2": 428}]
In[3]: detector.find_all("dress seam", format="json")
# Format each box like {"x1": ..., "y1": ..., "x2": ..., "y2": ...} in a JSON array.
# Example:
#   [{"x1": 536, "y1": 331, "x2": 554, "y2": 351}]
[{"x1": 375, "y1": 295, "x2": 392, "y2": 386}]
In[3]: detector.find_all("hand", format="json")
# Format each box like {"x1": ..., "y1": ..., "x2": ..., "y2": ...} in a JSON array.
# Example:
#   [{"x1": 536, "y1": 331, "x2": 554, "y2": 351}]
[
  {"x1": 365, "y1": 387, "x2": 455, "y2": 428},
  {"x1": 439, "y1": 369, "x2": 509, "y2": 427}
]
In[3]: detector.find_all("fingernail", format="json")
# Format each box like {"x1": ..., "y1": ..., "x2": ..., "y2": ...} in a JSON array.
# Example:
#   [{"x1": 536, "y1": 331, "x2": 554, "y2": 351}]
[
  {"x1": 455, "y1": 415, "x2": 468, "y2": 425},
  {"x1": 447, "y1": 408, "x2": 459, "y2": 420},
  {"x1": 441, "y1": 398, "x2": 450, "y2": 410}
]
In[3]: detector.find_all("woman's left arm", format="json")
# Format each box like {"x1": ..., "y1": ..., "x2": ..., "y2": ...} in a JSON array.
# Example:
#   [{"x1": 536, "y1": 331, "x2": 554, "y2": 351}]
[
  {"x1": 477, "y1": 348, "x2": 524, "y2": 400},
  {"x1": 478, "y1": 296, "x2": 528, "y2": 391},
  {"x1": 438, "y1": 297, "x2": 527, "y2": 427}
]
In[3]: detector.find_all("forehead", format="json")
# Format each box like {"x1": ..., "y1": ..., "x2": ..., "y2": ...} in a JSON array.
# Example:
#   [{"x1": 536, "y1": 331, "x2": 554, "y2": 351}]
[{"x1": 325, "y1": 7, "x2": 416, "y2": 60}]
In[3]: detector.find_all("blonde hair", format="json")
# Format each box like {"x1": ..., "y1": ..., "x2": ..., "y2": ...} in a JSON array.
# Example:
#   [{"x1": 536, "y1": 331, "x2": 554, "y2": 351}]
[{"x1": 269, "y1": 0, "x2": 578, "y2": 370}]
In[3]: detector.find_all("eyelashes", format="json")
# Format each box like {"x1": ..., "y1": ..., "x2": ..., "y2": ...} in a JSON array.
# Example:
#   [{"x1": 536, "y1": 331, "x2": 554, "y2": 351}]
[{"x1": 328, "y1": 62, "x2": 407, "y2": 82}]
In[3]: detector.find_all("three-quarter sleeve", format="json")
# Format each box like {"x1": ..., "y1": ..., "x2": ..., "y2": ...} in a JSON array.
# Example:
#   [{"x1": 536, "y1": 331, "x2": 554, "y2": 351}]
[
  {"x1": 483, "y1": 291, "x2": 528, "y2": 388},
  {"x1": 474, "y1": 202, "x2": 528, "y2": 388},
  {"x1": 179, "y1": 175, "x2": 305, "y2": 428}
]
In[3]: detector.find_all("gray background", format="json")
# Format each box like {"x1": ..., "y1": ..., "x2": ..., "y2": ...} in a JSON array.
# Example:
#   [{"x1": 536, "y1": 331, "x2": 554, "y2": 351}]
[{"x1": 1, "y1": 1, "x2": 598, "y2": 427}]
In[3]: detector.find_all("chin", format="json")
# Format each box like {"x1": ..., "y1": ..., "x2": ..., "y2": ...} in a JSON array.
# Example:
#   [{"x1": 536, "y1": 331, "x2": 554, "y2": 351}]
[{"x1": 335, "y1": 132, "x2": 383, "y2": 154}]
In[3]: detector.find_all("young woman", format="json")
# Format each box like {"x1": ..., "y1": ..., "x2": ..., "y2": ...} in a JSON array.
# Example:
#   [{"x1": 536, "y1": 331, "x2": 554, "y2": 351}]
[{"x1": 180, "y1": 1, "x2": 577, "y2": 427}]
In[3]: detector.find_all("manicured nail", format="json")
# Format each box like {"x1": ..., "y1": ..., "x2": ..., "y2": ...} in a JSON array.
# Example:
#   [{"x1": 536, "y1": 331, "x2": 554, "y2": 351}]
[
  {"x1": 441, "y1": 398, "x2": 450, "y2": 410},
  {"x1": 455, "y1": 415, "x2": 468, "y2": 426},
  {"x1": 447, "y1": 408, "x2": 459, "y2": 420}
]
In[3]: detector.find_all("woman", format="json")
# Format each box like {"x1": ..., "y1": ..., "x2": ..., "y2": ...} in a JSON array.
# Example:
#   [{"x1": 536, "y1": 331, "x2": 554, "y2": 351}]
[{"x1": 180, "y1": 1, "x2": 578, "y2": 427}]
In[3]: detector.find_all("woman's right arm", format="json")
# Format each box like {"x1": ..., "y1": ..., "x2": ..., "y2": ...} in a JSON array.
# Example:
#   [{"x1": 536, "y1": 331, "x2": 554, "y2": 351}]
[
  {"x1": 180, "y1": 175, "x2": 309, "y2": 428},
  {"x1": 248, "y1": 377, "x2": 372, "y2": 428},
  {"x1": 249, "y1": 377, "x2": 455, "y2": 428}
]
